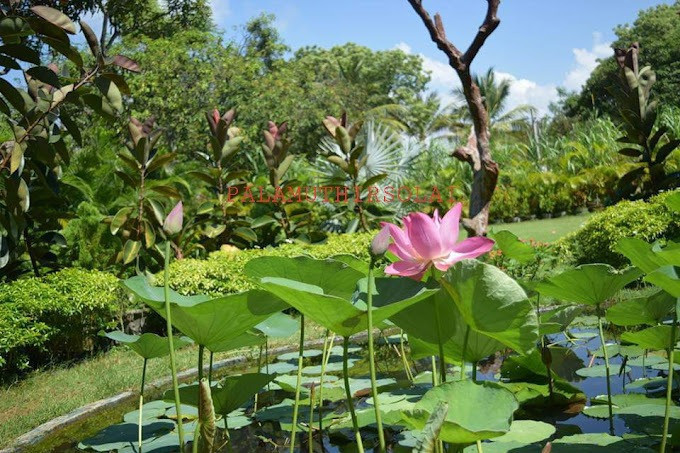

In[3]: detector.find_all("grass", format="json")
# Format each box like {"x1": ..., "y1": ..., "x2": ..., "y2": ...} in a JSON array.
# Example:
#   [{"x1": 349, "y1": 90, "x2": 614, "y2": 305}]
[
  {"x1": 490, "y1": 212, "x2": 592, "y2": 243},
  {"x1": 0, "y1": 318, "x2": 326, "y2": 449}
]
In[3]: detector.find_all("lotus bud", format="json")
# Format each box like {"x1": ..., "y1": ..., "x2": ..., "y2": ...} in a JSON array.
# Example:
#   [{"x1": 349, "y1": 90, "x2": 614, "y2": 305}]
[
  {"x1": 212, "y1": 109, "x2": 220, "y2": 125},
  {"x1": 370, "y1": 226, "x2": 391, "y2": 258},
  {"x1": 163, "y1": 201, "x2": 183, "y2": 235}
]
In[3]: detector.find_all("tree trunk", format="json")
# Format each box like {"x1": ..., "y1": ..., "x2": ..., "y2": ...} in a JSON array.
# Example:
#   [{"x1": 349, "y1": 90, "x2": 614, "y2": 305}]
[{"x1": 408, "y1": 0, "x2": 501, "y2": 236}]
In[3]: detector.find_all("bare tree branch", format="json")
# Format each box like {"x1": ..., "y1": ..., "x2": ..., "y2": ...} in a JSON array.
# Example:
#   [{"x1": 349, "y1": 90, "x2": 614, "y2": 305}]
[
  {"x1": 462, "y1": 0, "x2": 501, "y2": 65},
  {"x1": 407, "y1": 0, "x2": 502, "y2": 236}
]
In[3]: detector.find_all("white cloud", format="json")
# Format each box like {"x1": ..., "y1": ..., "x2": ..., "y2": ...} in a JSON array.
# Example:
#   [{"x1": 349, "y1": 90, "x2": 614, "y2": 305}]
[
  {"x1": 563, "y1": 32, "x2": 612, "y2": 91},
  {"x1": 210, "y1": 0, "x2": 231, "y2": 25},
  {"x1": 395, "y1": 32, "x2": 611, "y2": 116}
]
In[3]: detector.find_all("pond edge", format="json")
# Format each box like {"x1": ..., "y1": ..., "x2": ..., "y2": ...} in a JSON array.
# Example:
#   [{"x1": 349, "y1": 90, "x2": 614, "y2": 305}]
[{"x1": 1, "y1": 329, "x2": 382, "y2": 453}]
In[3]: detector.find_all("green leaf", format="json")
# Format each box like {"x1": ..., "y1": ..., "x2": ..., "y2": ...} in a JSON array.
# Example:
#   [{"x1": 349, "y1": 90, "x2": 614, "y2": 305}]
[
  {"x1": 95, "y1": 77, "x2": 123, "y2": 112},
  {"x1": 166, "y1": 373, "x2": 275, "y2": 416},
  {"x1": 26, "y1": 66, "x2": 60, "y2": 87},
  {"x1": 536, "y1": 264, "x2": 642, "y2": 306},
  {"x1": 615, "y1": 237, "x2": 677, "y2": 273},
  {"x1": 10, "y1": 141, "x2": 23, "y2": 174},
  {"x1": 30, "y1": 6, "x2": 76, "y2": 34},
  {"x1": 441, "y1": 260, "x2": 538, "y2": 354},
  {"x1": 621, "y1": 325, "x2": 680, "y2": 350},
  {"x1": 605, "y1": 290, "x2": 675, "y2": 326},
  {"x1": 402, "y1": 380, "x2": 518, "y2": 444},
  {"x1": 207, "y1": 330, "x2": 265, "y2": 353},
  {"x1": 244, "y1": 256, "x2": 436, "y2": 337},
  {"x1": 646, "y1": 266, "x2": 680, "y2": 298},
  {"x1": 666, "y1": 192, "x2": 680, "y2": 213},
  {"x1": 0, "y1": 44, "x2": 40, "y2": 64},
  {"x1": 110, "y1": 207, "x2": 131, "y2": 235},
  {"x1": 395, "y1": 289, "x2": 505, "y2": 363},
  {"x1": 122, "y1": 276, "x2": 287, "y2": 350},
  {"x1": 146, "y1": 152, "x2": 176, "y2": 175},
  {"x1": 233, "y1": 227, "x2": 257, "y2": 243},
  {"x1": 122, "y1": 240, "x2": 141, "y2": 264},
  {"x1": 655, "y1": 139, "x2": 680, "y2": 164},
  {"x1": 101, "y1": 331, "x2": 191, "y2": 360},
  {"x1": 491, "y1": 230, "x2": 535, "y2": 264},
  {"x1": 618, "y1": 147, "x2": 642, "y2": 157}
]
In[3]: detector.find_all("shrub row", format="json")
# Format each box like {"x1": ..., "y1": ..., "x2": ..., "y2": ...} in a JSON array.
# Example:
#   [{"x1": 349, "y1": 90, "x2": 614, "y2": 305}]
[
  {"x1": 557, "y1": 189, "x2": 680, "y2": 267},
  {"x1": 489, "y1": 165, "x2": 629, "y2": 222},
  {"x1": 161, "y1": 232, "x2": 374, "y2": 296},
  {"x1": 0, "y1": 268, "x2": 127, "y2": 374}
]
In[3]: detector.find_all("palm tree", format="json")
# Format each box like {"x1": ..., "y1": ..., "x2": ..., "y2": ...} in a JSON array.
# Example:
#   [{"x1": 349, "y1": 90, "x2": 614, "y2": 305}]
[
  {"x1": 452, "y1": 68, "x2": 536, "y2": 136},
  {"x1": 402, "y1": 92, "x2": 467, "y2": 142}
]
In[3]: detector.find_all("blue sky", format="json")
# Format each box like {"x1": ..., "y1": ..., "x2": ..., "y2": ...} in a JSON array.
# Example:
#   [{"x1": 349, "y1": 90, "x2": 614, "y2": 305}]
[{"x1": 210, "y1": 0, "x2": 673, "y2": 114}]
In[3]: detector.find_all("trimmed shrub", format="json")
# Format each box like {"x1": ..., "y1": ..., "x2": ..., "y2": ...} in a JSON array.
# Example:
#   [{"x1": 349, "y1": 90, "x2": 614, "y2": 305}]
[
  {"x1": 162, "y1": 232, "x2": 374, "y2": 296},
  {"x1": 556, "y1": 190, "x2": 680, "y2": 267},
  {"x1": 0, "y1": 268, "x2": 127, "y2": 374}
]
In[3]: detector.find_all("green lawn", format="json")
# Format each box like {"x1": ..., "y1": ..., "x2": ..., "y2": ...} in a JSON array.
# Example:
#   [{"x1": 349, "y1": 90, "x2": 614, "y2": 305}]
[
  {"x1": 489, "y1": 212, "x2": 592, "y2": 243},
  {"x1": 0, "y1": 320, "x2": 327, "y2": 450}
]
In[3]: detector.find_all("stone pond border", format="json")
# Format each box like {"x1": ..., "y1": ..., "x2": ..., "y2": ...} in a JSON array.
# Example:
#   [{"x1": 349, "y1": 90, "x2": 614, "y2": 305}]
[{"x1": 2, "y1": 329, "x2": 382, "y2": 452}]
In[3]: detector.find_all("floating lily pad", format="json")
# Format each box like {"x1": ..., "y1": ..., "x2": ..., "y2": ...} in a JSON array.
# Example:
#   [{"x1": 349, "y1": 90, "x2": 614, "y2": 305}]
[
  {"x1": 489, "y1": 420, "x2": 556, "y2": 444},
  {"x1": 576, "y1": 365, "x2": 630, "y2": 378},
  {"x1": 262, "y1": 361, "x2": 298, "y2": 374},
  {"x1": 627, "y1": 355, "x2": 666, "y2": 367},
  {"x1": 78, "y1": 420, "x2": 175, "y2": 452},
  {"x1": 276, "y1": 349, "x2": 323, "y2": 361},
  {"x1": 123, "y1": 401, "x2": 174, "y2": 423},
  {"x1": 583, "y1": 393, "x2": 670, "y2": 418}
]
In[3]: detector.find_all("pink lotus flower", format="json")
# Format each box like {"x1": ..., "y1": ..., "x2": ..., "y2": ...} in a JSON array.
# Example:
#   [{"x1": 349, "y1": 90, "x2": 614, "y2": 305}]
[{"x1": 382, "y1": 203, "x2": 495, "y2": 280}]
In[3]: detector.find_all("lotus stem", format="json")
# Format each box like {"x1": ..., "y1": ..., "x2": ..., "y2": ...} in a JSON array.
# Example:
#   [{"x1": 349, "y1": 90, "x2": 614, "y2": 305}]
[
  {"x1": 460, "y1": 325, "x2": 471, "y2": 381},
  {"x1": 164, "y1": 241, "x2": 184, "y2": 448},
  {"x1": 309, "y1": 384, "x2": 315, "y2": 453},
  {"x1": 290, "y1": 314, "x2": 305, "y2": 453},
  {"x1": 435, "y1": 302, "x2": 447, "y2": 384},
  {"x1": 660, "y1": 312, "x2": 677, "y2": 453},
  {"x1": 191, "y1": 421, "x2": 200, "y2": 453},
  {"x1": 138, "y1": 358, "x2": 147, "y2": 453},
  {"x1": 255, "y1": 344, "x2": 263, "y2": 412},
  {"x1": 472, "y1": 361, "x2": 477, "y2": 382},
  {"x1": 596, "y1": 311, "x2": 614, "y2": 435},
  {"x1": 431, "y1": 356, "x2": 438, "y2": 386},
  {"x1": 400, "y1": 330, "x2": 413, "y2": 382},
  {"x1": 367, "y1": 259, "x2": 386, "y2": 451},
  {"x1": 208, "y1": 351, "x2": 214, "y2": 385},
  {"x1": 343, "y1": 337, "x2": 364, "y2": 453},
  {"x1": 318, "y1": 330, "x2": 330, "y2": 439},
  {"x1": 198, "y1": 345, "x2": 204, "y2": 382},
  {"x1": 476, "y1": 440, "x2": 484, "y2": 453}
]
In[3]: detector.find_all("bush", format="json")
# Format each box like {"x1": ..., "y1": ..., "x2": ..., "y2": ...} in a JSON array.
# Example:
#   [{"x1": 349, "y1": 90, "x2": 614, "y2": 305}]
[
  {"x1": 162, "y1": 232, "x2": 374, "y2": 296},
  {"x1": 557, "y1": 189, "x2": 680, "y2": 267},
  {"x1": 0, "y1": 268, "x2": 127, "y2": 374}
]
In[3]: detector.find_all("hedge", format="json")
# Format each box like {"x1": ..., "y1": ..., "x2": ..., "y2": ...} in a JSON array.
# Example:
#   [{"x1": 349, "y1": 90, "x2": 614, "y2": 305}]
[
  {"x1": 161, "y1": 232, "x2": 374, "y2": 296},
  {"x1": 0, "y1": 268, "x2": 127, "y2": 374},
  {"x1": 556, "y1": 189, "x2": 680, "y2": 267}
]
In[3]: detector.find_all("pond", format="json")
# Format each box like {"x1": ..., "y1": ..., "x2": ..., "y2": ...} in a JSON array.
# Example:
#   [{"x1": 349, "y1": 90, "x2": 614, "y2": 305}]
[{"x1": 37, "y1": 316, "x2": 673, "y2": 452}]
